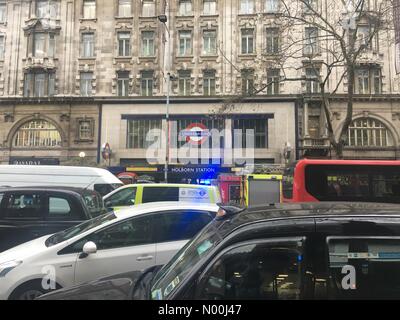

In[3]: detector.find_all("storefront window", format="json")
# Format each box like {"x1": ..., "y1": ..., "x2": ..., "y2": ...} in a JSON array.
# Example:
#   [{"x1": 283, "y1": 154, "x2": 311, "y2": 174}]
[{"x1": 127, "y1": 119, "x2": 162, "y2": 149}]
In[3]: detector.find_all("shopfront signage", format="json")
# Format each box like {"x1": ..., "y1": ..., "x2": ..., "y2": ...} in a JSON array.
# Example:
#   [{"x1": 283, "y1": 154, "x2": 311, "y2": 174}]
[{"x1": 9, "y1": 157, "x2": 60, "y2": 166}]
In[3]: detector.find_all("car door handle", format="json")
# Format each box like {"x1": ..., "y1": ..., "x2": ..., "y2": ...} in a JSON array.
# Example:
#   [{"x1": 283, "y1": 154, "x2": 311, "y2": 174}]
[{"x1": 136, "y1": 255, "x2": 154, "y2": 261}]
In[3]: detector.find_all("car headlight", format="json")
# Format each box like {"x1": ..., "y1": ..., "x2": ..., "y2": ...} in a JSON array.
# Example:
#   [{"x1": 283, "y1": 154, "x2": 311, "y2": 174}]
[{"x1": 0, "y1": 260, "x2": 22, "y2": 278}]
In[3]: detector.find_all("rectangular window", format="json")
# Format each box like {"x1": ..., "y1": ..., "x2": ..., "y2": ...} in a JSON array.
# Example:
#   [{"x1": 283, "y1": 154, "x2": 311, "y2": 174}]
[
  {"x1": 303, "y1": 0, "x2": 317, "y2": 13},
  {"x1": 233, "y1": 118, "x2": 267, "y2": 148},
  {"x1": 203, "y1": 70, "x2": 216, "y2": 96},
  {"x1": 356, "y1": 68, "x2": 381, "y2": 94},
  {"x1": 328, "y1": 237, "x2": 400, "y2": 299},
  {"x1": 179, "y1": 0, "x2": 192, "y2": 16},
  {"x1": 178, "y1": 70, "x2": 191, "y2": 96},
  {"x1": 308, "y1": 115, "x2": 320, "y2": 138},
  {"x1": 304, "y1": 27, "x2": 319, "y2": 55},
  {"x1": 23, "y1": 72, "x2": 54, "y2": 97},
  {"x1": 203, "y1": 0, "x2": 216, "y2": 15},
  {"x1": 141, "y1": 70, "x2": 154, "y2": 96},
  {"x1": 48, "y1": 34, "x2": 55, "y2": 57},
  {"x1": 36, "y1": 0, "x2": 48, "y2": 18},
  {"x1": 241, "y1": 69, "x2": 254, "y2": 95},
  {"x1": 0, "y1": 2, "x2": 6, "y2": 23},
  {"x1": 48, "y1": 72, "x2": 55, "y2": 96},
  {"x1": 203, "y1": 30, "x2": 217, "y2": 55},
  {"x1": 267, "y1": 69, "x2": 280, "y2": 95},
  {"x1": 118, "y1": 0, "x2": 131, "y2": 17},
  {"x1": 240, "y1": 0, "x2": 254, "y2": 14},
  {"x1": 5, "y1": 193, "x2": 43, "y2": 219},
  {"x1": 118, "y1": 32, "x2": 131, "y2": 57},
  {"x1": 373, "y1": 69, "x2": 382, "y2": 93},
  {"x1": 141, "y1": 31, "x2": 155, "y2": 56},
  {"x1": 79, "y1": 120, "x2": 92, "y2": 140},
  {"x1": 83, "y1": 0, "x2": 96, "y2": 19},
  {"x1": 142, "y1": 0, "x2": 155, "y2": 16},
  {"x1": 241, "y1": 29, "x2": 254, "y2": 54},
  {"x1": 34, "y1": 73, "x2": 46, "y2": 97},
  {"x1": 357, "y1": 25, "x2": 371, "y2": 49},
  {"x1": 305, "y1": 67, "x2": 320, "y2": 93},
  {"x1": 33, "y1": 33, "x2": 46, "y2": 57},
  {"x1": 117, "y1": 71, "x2": 130, "y2": 96},
  {"x1": 37, "y1": 0, "x2": 60, "y2": 18},
  {"x1": 80, "y1": 72, "x2": 93, "y2": 96},
  {"x1": 179, "y1": 30, "x2": 192, "y2": 56},
  {"x1": 357, "y1": 69, "x2": 370, "y2": 94},
  {"x1": 265, "y1": 0, "x2": 279, "y2": 12},
  {"x1": 127, "y1": 119, "x2": 162, "y2": 148},
  {"x1": 0, "y1": 35, "x2": 4, "y2": 60},
  {"x1": 266, "y1": 27, "x2": 279, "y2": 54},
  {"x1": 81, "y1": 32, "x2": 95, "y2": 57}
]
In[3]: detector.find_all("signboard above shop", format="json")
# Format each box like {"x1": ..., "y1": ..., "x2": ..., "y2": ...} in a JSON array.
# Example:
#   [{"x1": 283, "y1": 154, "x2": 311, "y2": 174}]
[{"x1": 9, "y1": 157, "x2": 60, "y2": 166}]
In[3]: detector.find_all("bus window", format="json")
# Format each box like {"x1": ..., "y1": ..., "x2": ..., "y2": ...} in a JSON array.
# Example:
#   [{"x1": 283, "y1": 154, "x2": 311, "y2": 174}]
[{"x1": 305, "y1": 165, "x2": 400, "y2": 203}]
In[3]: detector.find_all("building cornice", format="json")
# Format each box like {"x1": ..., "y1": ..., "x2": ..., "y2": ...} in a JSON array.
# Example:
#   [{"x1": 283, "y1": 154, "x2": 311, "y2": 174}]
[{"x1": 1, "y1": 94, "x2": 400, "y2": 105}]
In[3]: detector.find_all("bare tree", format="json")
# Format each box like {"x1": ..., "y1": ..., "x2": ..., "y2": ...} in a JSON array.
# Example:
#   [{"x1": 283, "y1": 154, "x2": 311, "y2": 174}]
[{"x1": 216, "y1": 0, "x2": 394, "y2": 158}]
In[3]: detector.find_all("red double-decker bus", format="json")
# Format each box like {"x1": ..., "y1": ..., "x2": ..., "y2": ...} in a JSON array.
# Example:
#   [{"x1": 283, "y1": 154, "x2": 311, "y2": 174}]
[{"x1": 282, "y1": 159, "x2": 400, "y2": 203}]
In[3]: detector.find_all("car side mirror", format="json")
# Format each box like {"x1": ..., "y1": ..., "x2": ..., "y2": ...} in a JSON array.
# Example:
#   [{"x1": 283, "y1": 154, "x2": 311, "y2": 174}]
[
  {"x1": 105, "y1": 201, "x2": 112, "y2": 208},
  {"x1": 79, "y1": 241, "x2": 97, "y2": 259}
]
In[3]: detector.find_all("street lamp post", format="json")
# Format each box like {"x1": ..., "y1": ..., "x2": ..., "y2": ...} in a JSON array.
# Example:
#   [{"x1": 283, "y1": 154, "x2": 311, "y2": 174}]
[
  {"x1": 165, "y1": 73, "x2": 170, "y2": 182},
  {"x1": 158, "y1": 14, "x2": 171, "y2": 183}
]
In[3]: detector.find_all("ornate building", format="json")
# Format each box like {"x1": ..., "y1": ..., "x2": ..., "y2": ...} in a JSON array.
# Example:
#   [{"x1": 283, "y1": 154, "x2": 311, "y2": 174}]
[{"x1": 0, "y1": 0, "x2": 398, "y2": 172}]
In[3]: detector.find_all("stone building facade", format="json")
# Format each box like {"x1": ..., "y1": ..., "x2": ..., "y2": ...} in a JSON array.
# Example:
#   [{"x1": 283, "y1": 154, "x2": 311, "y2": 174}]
[{"x1": 0, "y1": 0, "x2": 399, "y2": 172}]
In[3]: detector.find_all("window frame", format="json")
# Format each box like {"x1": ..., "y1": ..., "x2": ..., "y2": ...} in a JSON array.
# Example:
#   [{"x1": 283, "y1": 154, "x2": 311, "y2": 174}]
[
  {"x1": 153, "y1": 210, "x2": 216, "y2": 244},
  {"x1": 179, "y1": 0, "x2": 193, "y2": 16},
  {"x1": 117, "y1": 71, "x2": 130, "y2": 97},
  {"x1": 117, "y1": 0, "x2": 132, "y2": 17},
  {"x1": 240, "y1": 0, "x2": 254, "y2": 14},
  {"x1": 83, "y1": 0, "x2": 96, "y2": 19},
  {"x1": 202, "y1": 30, "x2": 217, "y2": 55},
  {"x1": 0, "y1": 1, "x2": 6, "y2": 23},
  {"x1": 80, "y1": 72, "x2": 93, "y2": 96},
  {"x1": 81, "y1": 32, "x2": 95, "y2": 58},
  {"x1": 192, "y1": 237, "x2": 306, "y2": 300},
  {"x1": 141, "y1": 31, "x2": 155, "y2": 57},
  {"x1": 117, "y1": 31, "x2": 131, "y2": 57},
  {"x1": 241, "y1": 28, "x2": 254, "y2": 54},
  {"x1": 178, "y1": 30, "x2": 193, "y2": 56},
  {"x1": 325, "y1": 236, "x2": 400, "y2": 299},
  {"x1": 60, "y1": 214, "x2": 156, "y2": 254},
  {"x1": 3, "y1": 191, "x2": 46, "y2": 220},
  {"x1": 203, "y1": 0, "x2": 217, "y2": 15}
]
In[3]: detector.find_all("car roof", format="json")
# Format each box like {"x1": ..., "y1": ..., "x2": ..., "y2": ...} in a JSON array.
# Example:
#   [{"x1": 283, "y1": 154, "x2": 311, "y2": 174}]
[
  {"x1": 113, "y1": 201, "x2": 219, "y2": 220},
  {"x1": 221, "y1": 202, "x2": 400, "y2": 233},
  {"x1": 0, "y1": 186, "x2": 94, "y2": 195}
]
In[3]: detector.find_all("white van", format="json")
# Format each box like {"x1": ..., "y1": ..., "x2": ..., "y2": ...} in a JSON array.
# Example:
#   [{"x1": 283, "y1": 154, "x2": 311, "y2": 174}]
[{"x1": 0, "y1": 165, "x2": 123, "y2": 196}]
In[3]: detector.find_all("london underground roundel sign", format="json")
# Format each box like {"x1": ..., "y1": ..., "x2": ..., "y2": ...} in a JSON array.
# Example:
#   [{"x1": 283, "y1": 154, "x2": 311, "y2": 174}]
[{"x1": 180, "y1": 123, "x2": 211, "y2": 145}]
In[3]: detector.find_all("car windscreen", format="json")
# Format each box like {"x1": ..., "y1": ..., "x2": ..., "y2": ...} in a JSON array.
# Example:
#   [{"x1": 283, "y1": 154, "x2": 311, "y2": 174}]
[
  {"x1": 45, "y1": 212, "x2": 117, "y2": 247},
  {"x1": 150, "y1": 224, "x2": 223, "y2": 300},
  {"x1": 94, "y1": 183, "x2": 123, "y2": 196},
  {"x1": 83, "y1": 190, "x2": 106, "y2": 217},
  {"x1": 305, "y1": 165, "x2": 400, "y2": 203}
]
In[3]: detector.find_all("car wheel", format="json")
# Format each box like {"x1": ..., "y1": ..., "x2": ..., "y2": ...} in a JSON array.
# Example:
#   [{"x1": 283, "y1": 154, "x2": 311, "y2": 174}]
[{"x1": 9, "y1": 280, "x2": 57, "y2": 300}]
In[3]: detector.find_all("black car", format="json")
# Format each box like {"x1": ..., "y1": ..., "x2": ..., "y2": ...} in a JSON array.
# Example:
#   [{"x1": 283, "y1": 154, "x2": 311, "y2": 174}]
[
  {"x1": 0, "y1": 186, "x2": 106, "y2": 252},
  {"x1": 38, "y1": 202, "x2": 400, "y2": 300}
]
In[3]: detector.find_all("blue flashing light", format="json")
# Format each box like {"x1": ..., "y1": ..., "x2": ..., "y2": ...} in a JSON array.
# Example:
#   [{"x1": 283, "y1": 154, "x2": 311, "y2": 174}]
[{"x1": 297, "y1": 255, "x2": 303, "y2": 262}]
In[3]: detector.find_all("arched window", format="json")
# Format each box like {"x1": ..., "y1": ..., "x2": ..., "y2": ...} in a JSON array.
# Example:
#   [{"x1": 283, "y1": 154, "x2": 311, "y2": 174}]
[
  {"x1": 13, "y1": 120, "x2": 62, "y2": 148},
  {"x1": 348, "y1": 118, "x2": 393, "y2": 147}
]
